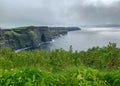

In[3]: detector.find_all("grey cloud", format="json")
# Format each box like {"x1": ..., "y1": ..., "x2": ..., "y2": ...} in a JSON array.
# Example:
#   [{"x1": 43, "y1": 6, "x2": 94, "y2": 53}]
[
  {"x1": 0, "y1": 0, "x2": 120, "y2": 28},
  {"x1": 67, "y1": 0, "x2": 120, "y2": 25}
]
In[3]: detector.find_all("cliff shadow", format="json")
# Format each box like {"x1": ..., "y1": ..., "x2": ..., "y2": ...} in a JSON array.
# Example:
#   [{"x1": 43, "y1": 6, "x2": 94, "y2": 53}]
[{"x1": 41, "y1": 34, "x2": 46, "y2": 42}]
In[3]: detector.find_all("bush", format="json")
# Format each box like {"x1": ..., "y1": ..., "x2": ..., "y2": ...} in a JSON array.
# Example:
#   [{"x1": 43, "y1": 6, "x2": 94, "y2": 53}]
[{"x1": 0, "y1": 43, "x2": 120, "y2": 85}]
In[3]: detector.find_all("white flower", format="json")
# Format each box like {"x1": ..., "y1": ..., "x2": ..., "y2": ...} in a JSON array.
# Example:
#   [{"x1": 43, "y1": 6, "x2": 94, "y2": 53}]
[{"x1": 77, "y1": 74, "x2": 83, "y2": 80}]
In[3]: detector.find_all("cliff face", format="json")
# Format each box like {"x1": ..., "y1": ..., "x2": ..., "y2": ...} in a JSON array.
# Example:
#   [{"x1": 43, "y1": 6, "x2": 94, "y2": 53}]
[{"x1": 0, "y1": 26, "x2": 80, "y2": 49}]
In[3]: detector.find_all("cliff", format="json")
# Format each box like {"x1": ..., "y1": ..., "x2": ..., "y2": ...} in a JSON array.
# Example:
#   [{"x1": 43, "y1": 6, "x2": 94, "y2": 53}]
[{"x1": 0, "y1": 26, "x2": 80, "y2": 50}]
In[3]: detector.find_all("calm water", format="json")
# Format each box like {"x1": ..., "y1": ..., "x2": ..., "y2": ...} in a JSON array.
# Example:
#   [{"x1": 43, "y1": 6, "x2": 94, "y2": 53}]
[{"x1": 36, "y1": 27, "x2": 120, "y2": 51}]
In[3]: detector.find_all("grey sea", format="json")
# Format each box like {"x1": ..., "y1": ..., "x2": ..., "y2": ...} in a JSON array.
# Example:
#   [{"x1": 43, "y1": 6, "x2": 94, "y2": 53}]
[{"x1": 36, "y1": 27, "x2": 120, "y2": 51}]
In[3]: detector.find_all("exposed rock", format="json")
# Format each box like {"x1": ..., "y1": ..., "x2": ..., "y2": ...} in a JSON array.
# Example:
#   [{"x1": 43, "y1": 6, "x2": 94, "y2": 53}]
[{"x1": 0, "y1": 26, "x2": 80, "y2": 50}]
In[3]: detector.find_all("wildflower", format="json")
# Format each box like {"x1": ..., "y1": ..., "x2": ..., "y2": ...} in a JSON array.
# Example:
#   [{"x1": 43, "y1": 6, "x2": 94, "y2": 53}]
[{"x1": 77, "y1": 74, "x2": 83, "y2": 80}]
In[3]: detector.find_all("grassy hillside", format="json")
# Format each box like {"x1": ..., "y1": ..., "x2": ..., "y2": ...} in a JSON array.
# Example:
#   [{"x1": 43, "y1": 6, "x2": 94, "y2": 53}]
[{"x1": 0, "y1": 43, "x2": 120, "y2": 86}]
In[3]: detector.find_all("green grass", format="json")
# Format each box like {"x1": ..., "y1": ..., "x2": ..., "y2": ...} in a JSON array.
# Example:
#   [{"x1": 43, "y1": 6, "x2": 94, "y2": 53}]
[
  {"x1": 1, "y1": 67, "x2": 120, "y2": 86},
  {"x1": 12, "y1": 26, "x2": 29, "y2": 30},
  {"x1": 4, "y1": 31, "x2": 21, "y2": 37},
  {"x1": 0, "y1": 43, "x2": 120, "y2": 86}
]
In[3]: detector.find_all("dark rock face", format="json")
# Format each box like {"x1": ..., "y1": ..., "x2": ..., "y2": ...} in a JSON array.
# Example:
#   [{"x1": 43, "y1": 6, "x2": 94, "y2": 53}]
[{"x1": 0, "y1": 26, "x2": 80, "y2": 49}]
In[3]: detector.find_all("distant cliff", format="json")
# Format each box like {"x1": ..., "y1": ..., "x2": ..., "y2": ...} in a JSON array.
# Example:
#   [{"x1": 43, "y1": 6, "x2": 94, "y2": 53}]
[{"x1": 0, "y1": 26, "x2": 80, "y2": 49}]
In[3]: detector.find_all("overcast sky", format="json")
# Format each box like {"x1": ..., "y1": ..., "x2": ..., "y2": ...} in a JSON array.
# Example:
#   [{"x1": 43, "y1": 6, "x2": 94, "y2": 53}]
[{"x1": 0, "y1": 0, "x2": 120, "y2": 28}]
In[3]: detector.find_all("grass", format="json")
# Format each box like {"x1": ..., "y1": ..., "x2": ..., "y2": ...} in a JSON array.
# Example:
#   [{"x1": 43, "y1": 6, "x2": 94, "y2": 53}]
[
  {"x1": 12, "y1": 26, "x2": 29, "y2": 30},
  {"x1": 1, "y1": 67, "x2": 120, "y2": 86},
  {"x1": 0, "y1": 43, "x2": 120, "y2": 86}
]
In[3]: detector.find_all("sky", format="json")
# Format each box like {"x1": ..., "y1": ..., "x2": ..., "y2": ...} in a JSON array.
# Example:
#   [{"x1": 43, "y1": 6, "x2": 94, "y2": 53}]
[{"x1": 0, "y1": 0, "x2": 120, "y2": 28}]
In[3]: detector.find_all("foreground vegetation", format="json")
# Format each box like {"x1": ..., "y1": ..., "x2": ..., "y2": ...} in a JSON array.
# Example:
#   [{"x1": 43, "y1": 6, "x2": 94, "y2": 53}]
[{"x1": 0, "y1": 43, "x2": 120, "y2": 86}]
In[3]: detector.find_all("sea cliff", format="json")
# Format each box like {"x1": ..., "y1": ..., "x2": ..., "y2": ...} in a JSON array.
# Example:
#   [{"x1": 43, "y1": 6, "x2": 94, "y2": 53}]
[{"x1": 0, "y1": 26, "x2": 80, "y2": 49}]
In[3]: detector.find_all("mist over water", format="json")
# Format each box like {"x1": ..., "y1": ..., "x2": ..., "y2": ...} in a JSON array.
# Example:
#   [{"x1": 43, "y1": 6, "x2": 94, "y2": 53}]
[{"x1": 37, "y1": 27, "x2": 120, "y2": 51}]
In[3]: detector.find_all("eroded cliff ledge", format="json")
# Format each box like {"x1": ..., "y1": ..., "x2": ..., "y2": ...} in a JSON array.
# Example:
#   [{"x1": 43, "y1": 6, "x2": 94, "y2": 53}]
[{"x1": 0, "y1": 26, "x2": 80, "y2": 49}]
